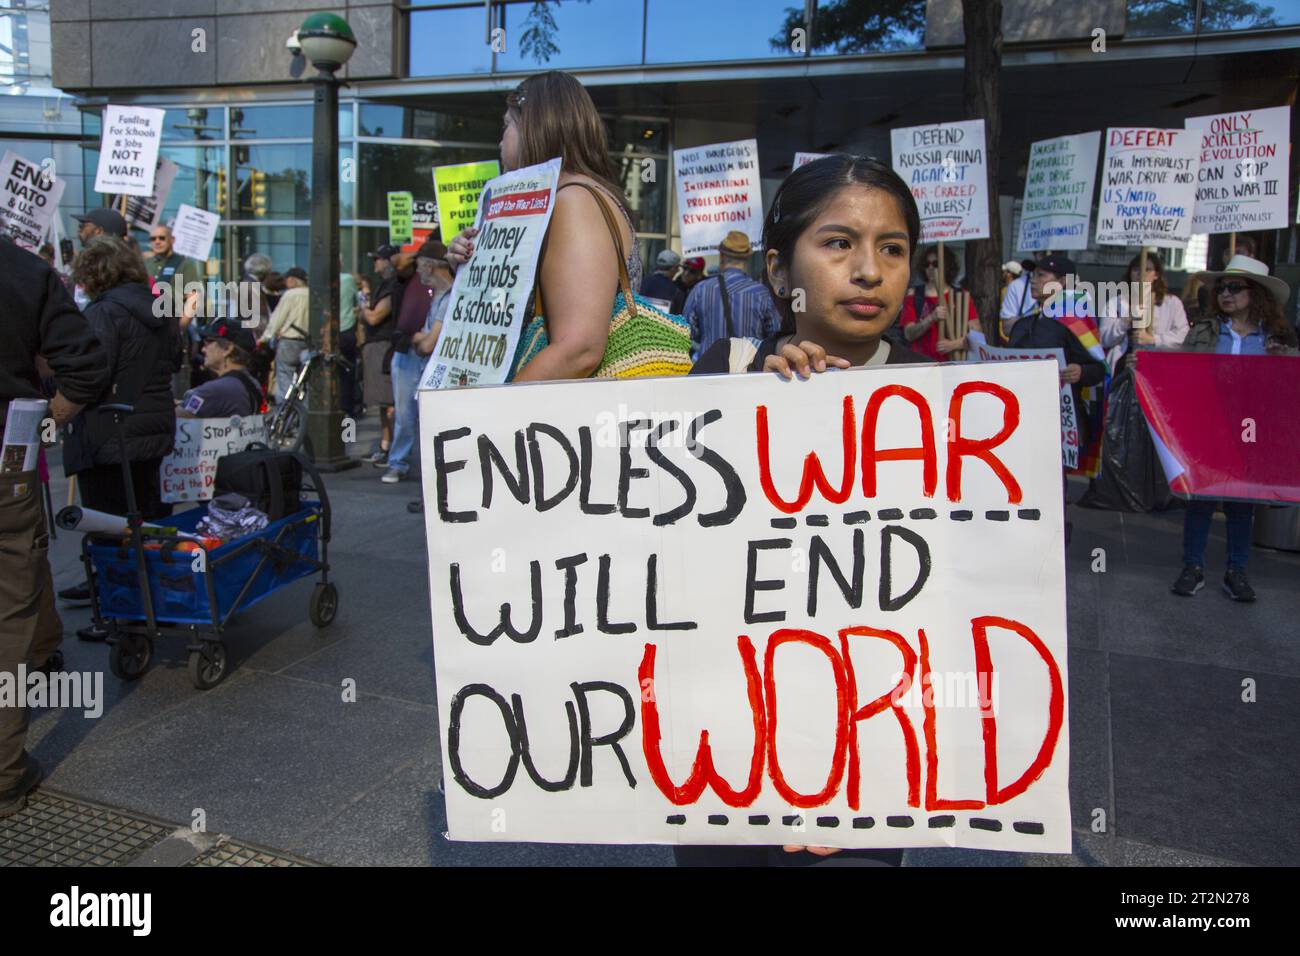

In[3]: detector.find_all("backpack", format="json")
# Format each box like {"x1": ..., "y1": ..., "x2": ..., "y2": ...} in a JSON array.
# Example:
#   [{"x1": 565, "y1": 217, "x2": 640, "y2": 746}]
[{"x1": 214, "y1": 443, "x2": 302, "y2": 521}]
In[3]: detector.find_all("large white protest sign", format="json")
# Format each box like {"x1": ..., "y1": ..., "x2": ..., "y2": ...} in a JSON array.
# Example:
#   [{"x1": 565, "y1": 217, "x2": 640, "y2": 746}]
[
  {"x1": 891, "y1": 120, "x2": 990, "y2": 243},
  {"x1": 1185, "y1": 106, "x2": 1290, "y2": 235},
  {"x1": 419, "y1": 363, "x2": 1070, "y2": 851},
  {"x1": 161, "y1": 415, "x2": 266, "y2": 503},
  {"x1": 674, "y1": 139, "x2": 763, "y2": 256},
  {"x1": 420, "y1": 157, "x2": 562, "y2": 390},
  {"x1": 0, "y1": 149, "x2": 65, "y2": 250},
  {"x1": 1016, "y1": 132, "x2": 1100, "y2": 253},
  {"x1": 968, "y1": 332, "x2": 1078, "y2": 470},
  {"x1": 171, "y1": 203, "x2": 220, "y2": 263},
  {"x1": 117, "y1": 156, "x2": 179, "y2": 232},
  {"x1": 1095, "y1": 128, "x2": 1200, "y2": 248},
  {"x1": 93, "y1": 105, "x2": 165, "y2": 197}
]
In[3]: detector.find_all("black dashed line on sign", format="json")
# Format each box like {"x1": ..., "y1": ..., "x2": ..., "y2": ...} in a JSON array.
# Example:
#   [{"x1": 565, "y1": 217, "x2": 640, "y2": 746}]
[
  {"x1": 816, "y1": 816, "x2": 839, "y2": 828},
  {"x1": 951, "y1": 510, "x2": 973, "y2": 521},
  {"x1": 986, "y1": 510, "x2": 1010, "y2": 521},
  {"x1": 666, "y1": 815, "x2": 686, "y2": 825},
  {"x1": 1013, "y1": 821, "x2": 1045, "y2": 835},
  {"x1": 805, "y1": 514, "x2": 829, "y2": 527},
  {"x1": 748, "y1": 815, "x2": 770, "y2": 826},
  {"x1": 843, "y1": 511, "x2": 871, "y2": 524},
  {"x1": 782, "y1": 815, "x2": 803, "y2": 827},
  {"x1": 928, "y1": 815, "x2": 956, "y2": 828},
  {"x1": 852, "y1": 817, "x2": 875, "y2": 829},
  {"x1": 878, "y1": 508, "x2": 904, "y2": 520},
  {"x1": 886, "y1": 815, "x2": 914, "y2": 828},
  {"x1": 770, "y1": 517, "x2": 796, "y2": 529},
  {"x1": 707, "y1": 814, "x2": 729, "y2": 826},
  {"x1": 909, "y1": 508, "x2": 937, "y2": 519},
  {"x1": 1017, "y1": 509, "x2": 1041, "y2": 520},
  {"x1": 969, "y1": 818, "x2": 1003, "y2": 832}
]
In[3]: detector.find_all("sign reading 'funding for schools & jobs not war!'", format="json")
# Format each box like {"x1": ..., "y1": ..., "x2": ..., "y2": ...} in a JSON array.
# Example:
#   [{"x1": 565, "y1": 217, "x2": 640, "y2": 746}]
[
  {"x1": 891, "y1": 120, "x2": 990, "y2": 243},
  {"x1": 419, "y1": 362, "x2": 1071, "y2": 851}
]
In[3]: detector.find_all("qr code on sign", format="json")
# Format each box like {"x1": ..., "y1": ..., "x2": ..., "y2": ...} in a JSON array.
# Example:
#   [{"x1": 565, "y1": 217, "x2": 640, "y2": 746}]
[{"x1": 428, "y1": 363, "x2": 447, "y2": 389}]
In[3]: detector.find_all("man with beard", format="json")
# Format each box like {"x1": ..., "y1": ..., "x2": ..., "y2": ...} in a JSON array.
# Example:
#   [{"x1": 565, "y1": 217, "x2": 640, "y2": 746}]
[{"x1": 359, "y1": 244, "x2": 404, "y2": 465}]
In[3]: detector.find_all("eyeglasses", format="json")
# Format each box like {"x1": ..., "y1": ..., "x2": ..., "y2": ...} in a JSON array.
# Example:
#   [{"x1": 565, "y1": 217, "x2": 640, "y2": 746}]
[
  {"x1": 1215, "y1": 282, "x2": 1250, "y2": 296},
  {"x1": 150, "y1": 236, "x2": 168, "y2": 242}
]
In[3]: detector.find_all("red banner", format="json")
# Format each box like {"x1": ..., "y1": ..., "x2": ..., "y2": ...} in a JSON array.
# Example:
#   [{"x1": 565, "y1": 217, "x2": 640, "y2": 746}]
[
  {"x1": 1135, "y1": 351, "x2": 1300, "y2": 502},
  {"x1": 484, "y1": 188, "x2": 551, "y2": 219}
]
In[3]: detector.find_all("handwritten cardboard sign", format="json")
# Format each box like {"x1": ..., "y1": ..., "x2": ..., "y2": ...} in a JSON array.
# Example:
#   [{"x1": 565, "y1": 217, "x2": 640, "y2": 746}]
[
  {"x1": 891, "y1": 120, "x2": 990, "y2": 243},
  {"x1": 1185, "y1": 106, "x2": 1290, "y2": 235},
  {"x1": 968, "y1": 332, "x2": 1078, "y2": 469},
  {"x1": 93, "y1": 105, "x2": 164, "y2": 198},
  {"x1": 673, "y1": 139, "x2": 763, "y2": 256},
  {"x1": 433, "y1": 160, "x2": 500, "y2": 242},
  {"x1": 794, "y1": 152, "x2": 831, "y2": 170},
  {"x1": 0, "y1": 149, "x2": 65, "y2": 250},
  {"x1": 1016, "y1": 132, "x2": 1100, "y2": 253},
  {"x1": 418, "y1": 363, "x2": 1071, "y2": 851},
  {"x1": 388, "y1": 191, "x2": 414, "y2": 245},
  {"x1": 1095, "y1": 128, "x2": 1200, "y2": 248},
  {"x1": 161, "y1": 415, "x2": 266, "y2": 503},
  {"x1": 420, "y1": 157, "x2": 561, "y2": 390}
]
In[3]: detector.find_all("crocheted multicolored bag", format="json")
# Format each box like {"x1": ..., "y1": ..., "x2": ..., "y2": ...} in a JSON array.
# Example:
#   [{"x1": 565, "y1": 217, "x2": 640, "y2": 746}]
[{"x1": 510, "y1": 182, "x2": 693, "y2": 380}]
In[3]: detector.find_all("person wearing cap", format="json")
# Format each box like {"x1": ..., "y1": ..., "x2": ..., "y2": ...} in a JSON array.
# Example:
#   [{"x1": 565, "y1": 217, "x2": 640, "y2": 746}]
[
  {"x1": 681, "y1": 230, "x2": 782, "y2": 360},
  {"x1": 673, "y1": 256, "x2": 705, "y2": 314},
  {"x1": 1001, "y1": 259, "x2": 1023, "y2": 289},
  {"x1": 177, "y1": 320, "x2": 263, "y2": 419},
  {"x1": 1170, "y1": 255, "x2": 1297, "y2": 604},
  {"x1": 395, "y1": 243, "x2": 455, "y2": 502},
  {"x1": 381, "y1": 242, "x2": 437, "y2": 483},
  {"x1": 999, "y1": 257, "x2": 1040, "y2": 330},
  {"x1": 359, "y1": 244, "x2": 403, "y2": 465},
  {"x1": 74, "y1": 208, "x2": 129, "y2": 245},
  {"x1": 260, "y1": 266, "x2": 311, "y2": 402},
  {"x1": 639, "y1": 248, "x2": 681, "y2": 309}
]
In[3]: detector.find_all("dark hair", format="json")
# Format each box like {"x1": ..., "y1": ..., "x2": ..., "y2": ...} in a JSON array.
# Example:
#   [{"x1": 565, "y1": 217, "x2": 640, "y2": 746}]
[
  {"x1": 72, "y1": 236, "x2": 150, "y2": 299},
  {"x1": 1020, "y1": 259, "x2": 1036, "y2": 273},
  {"x1": 262, "y1": 272, "x2": 286, "y2": 294},
  {"x1": 917, "y1": 243, "x2": 959, "y2": 287},
  {"x1": 1225, "y1": 277, "x2": 1292, "y2": 343},
  {"x1": 1233, "y1": 234, "x2": 1257, "y2": 258},
  {"x1": 762, "y1": 154, "x2": 920, "y2": 334},
  {"x1": 1126, "y1": 251, "x2": 1167, "y2": 306},
  {"x1": 209, "y1": 338, "x2": 251, "y2": 368},
  {"x1": 507, "y1": 71, "x2": 629, "y2": 217}
]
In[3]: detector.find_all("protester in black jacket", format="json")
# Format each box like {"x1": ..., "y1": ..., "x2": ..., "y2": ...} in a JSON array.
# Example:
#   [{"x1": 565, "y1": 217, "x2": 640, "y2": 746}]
[{"x1": 63, "y1": 237, "x2": 177, "y2": 520}]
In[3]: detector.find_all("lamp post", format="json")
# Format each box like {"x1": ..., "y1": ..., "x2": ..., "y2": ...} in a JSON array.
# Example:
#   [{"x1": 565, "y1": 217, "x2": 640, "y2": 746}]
[{"x1": 298, "y1": 12, "x2": 357, "y2": 471}]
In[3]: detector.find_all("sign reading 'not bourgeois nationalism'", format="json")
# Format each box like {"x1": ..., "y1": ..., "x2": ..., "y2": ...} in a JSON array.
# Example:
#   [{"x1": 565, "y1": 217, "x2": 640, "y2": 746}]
[
  {"x1": 673, "y1": 139, "x2": 764, "y2": 256},
  {"x1": 419, "y1": 363, "x2": 1071, "y2": 851}
]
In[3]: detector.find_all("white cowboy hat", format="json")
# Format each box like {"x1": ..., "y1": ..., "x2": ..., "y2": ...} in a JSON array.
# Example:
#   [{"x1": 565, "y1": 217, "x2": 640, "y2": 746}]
[
  {"x1": 1001, "y1": 260, "x2": 1023, "y2": 276},
  {"x1": 1195, "y1": 254, "x2": 1290, "y2": 307}
]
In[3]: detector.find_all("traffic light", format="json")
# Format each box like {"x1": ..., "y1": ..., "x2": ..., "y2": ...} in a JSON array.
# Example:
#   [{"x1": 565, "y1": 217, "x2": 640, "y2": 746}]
[
  {"x1": 215, "y1": 165, "x2": 227, "y2": 214},
  {"x1": 250, "y1": 169, "x2": 268, "y2": 218}
]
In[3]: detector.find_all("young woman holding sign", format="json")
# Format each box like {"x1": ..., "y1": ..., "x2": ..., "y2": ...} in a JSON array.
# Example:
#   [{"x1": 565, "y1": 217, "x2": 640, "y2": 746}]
[
  {"x1": 445, "y1": 71, "x2": 643, "y2": 382},
  {"x1": 683, "y1": 155, "x2": 928, "y2": 867}
]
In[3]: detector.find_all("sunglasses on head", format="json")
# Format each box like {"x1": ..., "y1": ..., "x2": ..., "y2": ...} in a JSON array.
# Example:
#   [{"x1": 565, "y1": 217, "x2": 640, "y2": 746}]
[{"x1": 1216, "y1": 281, "x2": 1250, "y2": 295}]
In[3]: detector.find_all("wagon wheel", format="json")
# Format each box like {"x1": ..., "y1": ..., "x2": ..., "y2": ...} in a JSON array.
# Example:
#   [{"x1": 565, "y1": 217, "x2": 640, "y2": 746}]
[
  {"x1": 309, "y1": 582, "x2": 338, "y2": 628},
  {"x1": 109, "y1": 633, "x2": 151, "y2": 681},
  {"x1": 188, "y1": 642, "x2": 228, "y2": 690}
]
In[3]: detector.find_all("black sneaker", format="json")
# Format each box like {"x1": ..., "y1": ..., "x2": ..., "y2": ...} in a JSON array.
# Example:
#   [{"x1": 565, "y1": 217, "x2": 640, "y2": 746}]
[
  {"x1": 58, "y1": 583, "x2": 91, "y2": 606},
  {"x1": 33, "y1": 650, "x2": 64, "y2": 676},
  {"x1": 76, "y1": 623, "x2": 109, "y2": 642},
  {"x1": 0, "y1": 757, "x2": 43, "y2": 819},
  {"x1": 407, "y1": 499, "x2": 423, "y2": 514},
  {"x1": 361, "y1": 445, "x2": 389, "y2": 464},
  {"x1": 1171, "y1": 565, "x2": 1204, "y2": 596},
  {"x1": 1222, "y1": 569, "x2": 1257, "y2": 603}
]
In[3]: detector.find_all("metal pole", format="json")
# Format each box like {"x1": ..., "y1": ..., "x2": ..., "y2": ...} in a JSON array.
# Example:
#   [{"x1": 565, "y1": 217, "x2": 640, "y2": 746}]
[{"x1": 306, "y1": 68, "x2": 356, "y2": 471}]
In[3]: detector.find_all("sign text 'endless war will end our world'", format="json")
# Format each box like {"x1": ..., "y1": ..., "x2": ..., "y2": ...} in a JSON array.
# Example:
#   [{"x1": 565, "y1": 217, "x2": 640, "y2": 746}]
[{"x1": 418, "y1": 363, "x2": 1071, "y2": 852}]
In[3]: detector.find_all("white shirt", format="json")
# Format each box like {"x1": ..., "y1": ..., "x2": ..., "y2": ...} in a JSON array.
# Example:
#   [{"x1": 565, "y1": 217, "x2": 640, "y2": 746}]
[
  {"x1": 1000, "y1": 274, "x2": 1035, "y2": 320},
  {"x1": 1100, "y1": 293, "x2": 1189, "y2": 367}
]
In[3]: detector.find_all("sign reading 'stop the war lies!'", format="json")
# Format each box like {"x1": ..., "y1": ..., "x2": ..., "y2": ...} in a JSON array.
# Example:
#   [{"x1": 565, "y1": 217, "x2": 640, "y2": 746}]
[
  {"x1": 419, "y1": 157, "x2": 562, "y2": 391},
  {"x1": 891, "y1": 120, "x2": 990, "y2": 242},
  {"x1": 419, "y1": 362, "x2": 1071, "y2": 852}
]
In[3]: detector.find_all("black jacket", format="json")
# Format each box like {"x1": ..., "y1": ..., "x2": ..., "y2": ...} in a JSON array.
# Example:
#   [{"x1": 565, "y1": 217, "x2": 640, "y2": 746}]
[
  {"x1": 0, "y1": 239, "x2": 109, "y2": 422},
  {"x1": 63, "y1": 282, "x2": 178, "y2": 474},
  {"x1": 1002, "y1": 310, "x2": 1107, "y2": 424}
]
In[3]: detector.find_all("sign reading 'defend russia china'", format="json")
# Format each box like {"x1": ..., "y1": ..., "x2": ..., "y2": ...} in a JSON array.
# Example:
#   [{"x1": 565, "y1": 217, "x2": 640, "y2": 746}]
[
  {"x1": 1185, "y1": 106, "x2": 1290, "y2": 234},
  {"x1": 418, "y1": 364, "x2": 1071, "y2": 851},
  {"x1": 1015, "y1": 132, "x2": 1100, "y2": 253},
  {"x1": 1095, "y1": 128, "x2": 1200, "y2": 247},
  {"x1": 420, "y1": 157, "x2": 561, "y2": 390},
  {"x1": 93, "y1": 105, "x2": 164, "y2": 197},
  {"x1": 673, "y1": 139, "x2": 763, "y2": 256},
  {"x1": 891, "y1": 120, "x2": 990, "y2": 243}
]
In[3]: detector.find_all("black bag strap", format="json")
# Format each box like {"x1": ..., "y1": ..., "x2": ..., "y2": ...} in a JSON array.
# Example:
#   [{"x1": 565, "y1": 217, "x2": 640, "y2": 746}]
[
  {"x1": 235, "y1": 371, "x2": 264, "y2": 416},
  {"x1": 261, "y1": 455, "x2": 285, "y2": 520},
  {"x1": 718, "y1": 270, "x2": 736, "y2": 340}
]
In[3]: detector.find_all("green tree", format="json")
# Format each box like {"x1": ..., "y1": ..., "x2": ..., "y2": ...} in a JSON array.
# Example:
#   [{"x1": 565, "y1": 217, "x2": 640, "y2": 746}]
[{"x1": 769, "y1": 0, "x2": 927, "y2": 53}]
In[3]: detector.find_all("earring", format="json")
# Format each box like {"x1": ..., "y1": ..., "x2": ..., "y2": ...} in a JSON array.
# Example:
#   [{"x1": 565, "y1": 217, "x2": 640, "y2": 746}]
[{"x1": 778, "y1": 286, "x2": 786, "y2": 296}]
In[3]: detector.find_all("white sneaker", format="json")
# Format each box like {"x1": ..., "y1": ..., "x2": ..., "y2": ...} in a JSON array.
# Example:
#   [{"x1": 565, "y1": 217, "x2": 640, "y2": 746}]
[{"x1": 381, "y1": 468, "x2": 407, "y2": 484}]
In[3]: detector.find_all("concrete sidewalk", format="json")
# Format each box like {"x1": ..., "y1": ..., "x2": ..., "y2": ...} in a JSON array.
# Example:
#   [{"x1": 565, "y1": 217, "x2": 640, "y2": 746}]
[{"x1": 23, "y1": 423, "x2": 1300, "y2": 866}]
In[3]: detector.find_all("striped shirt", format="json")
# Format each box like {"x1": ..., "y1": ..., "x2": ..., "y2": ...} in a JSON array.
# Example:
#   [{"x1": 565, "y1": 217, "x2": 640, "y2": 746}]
[{"x1": 682, "y1": 268, "x2": 782, "y2": 359}]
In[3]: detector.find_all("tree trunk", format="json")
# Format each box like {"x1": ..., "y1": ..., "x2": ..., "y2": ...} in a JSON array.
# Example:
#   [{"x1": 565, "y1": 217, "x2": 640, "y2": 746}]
[{"x1": 962, "y1": 0, "x2": 1003, "y2": 339}]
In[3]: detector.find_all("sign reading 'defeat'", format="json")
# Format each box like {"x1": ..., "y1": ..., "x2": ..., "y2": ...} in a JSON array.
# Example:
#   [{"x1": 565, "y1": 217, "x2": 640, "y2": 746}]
[
  {"x1": 93, "y1": 105, "x2": 164, "y2": 197},
  {"x1": 673, "y1": 139, "x2": 763, "y2": 256},
  {"x1": 0, "y1": 149, "x2": 65, "y2": 250},
  {"x1": 1185, "y1": 106, "x2": 1291, "y2": 235},
  {"x1": 891, "y1": 120, "x2": 990, "y2": 243},
  {"x1": 420, "y1": 157, "x2": 561, "y2": 390},
  {"x1": 1095, "y1": 128, "x2": 1200, "y2": 248},
  {"x1": 1016, "y1": 132, "x2": 1100, "y2": 253},
  {"x1": 161, "y1": 415, "x2": 266, "y2": 503},
  {"x1": 418, "y1": 363, "x2": 1071, "y2": 851},
  {"x1": 434, "y1": 160, "x2": 501, "y2": 242}
]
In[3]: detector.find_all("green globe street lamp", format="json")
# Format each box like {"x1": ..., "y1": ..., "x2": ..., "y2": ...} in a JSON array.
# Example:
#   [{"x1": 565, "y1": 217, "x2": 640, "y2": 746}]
[{"x1": 299, "y1": 12, "x2": 357, "y2": 471}]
